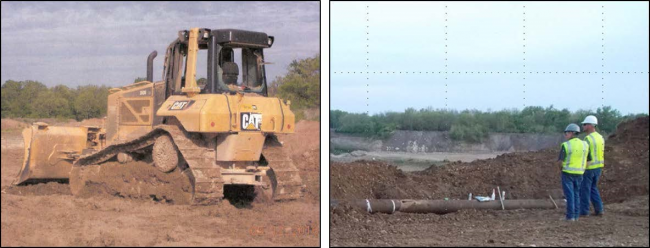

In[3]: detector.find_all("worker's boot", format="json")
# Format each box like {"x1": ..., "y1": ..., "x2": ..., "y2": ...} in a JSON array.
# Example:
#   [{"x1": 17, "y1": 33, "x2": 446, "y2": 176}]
[{"x1": 591, "y1": 212, "x2": 604, "y2": 217}]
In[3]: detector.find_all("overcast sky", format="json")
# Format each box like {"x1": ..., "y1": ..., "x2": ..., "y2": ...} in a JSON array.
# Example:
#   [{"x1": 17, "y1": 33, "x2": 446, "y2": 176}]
[
  {"x1": 1, "y1": 1, "x2": 319, "y2": 87},
  {"x1": 331, "y1": 2, "x2": 649, "y2": 115}
]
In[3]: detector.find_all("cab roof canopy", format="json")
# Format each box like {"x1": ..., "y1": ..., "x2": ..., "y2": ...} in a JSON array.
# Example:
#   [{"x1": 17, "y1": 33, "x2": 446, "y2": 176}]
[{"x1": 177, "y1": 28, "x2": 273, "y2": 48}]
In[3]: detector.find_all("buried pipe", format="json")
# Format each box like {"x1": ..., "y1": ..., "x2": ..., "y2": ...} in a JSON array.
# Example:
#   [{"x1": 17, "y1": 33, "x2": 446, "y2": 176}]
[{"x1": 335, "y1": 199, "x2": 566, "y2": 215}]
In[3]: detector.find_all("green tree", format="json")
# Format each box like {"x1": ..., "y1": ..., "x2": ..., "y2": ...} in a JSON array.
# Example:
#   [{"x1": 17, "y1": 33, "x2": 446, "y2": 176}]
[
  {"x1": 74, "y1": 85, "x2": 109, "y2": 120},
  {"x1": 338, "y1": 113, "x2": 374, "y2": 135},
  {"x1": 32, "y1": 91, "x2": 72, "y2": 118},
  {"x1": 133, "y1": 77, "x2": 147, "y2": 83},
  {"x1": 595, "y1": 106, "x2": 622, "y2": 134},
  {"x1": 51, "y1": 85, "x2": 77, "y2": 119},
  {"x1": 330, "y1": 105, "x2": 640, "y2": 142},
  {"x1": 330, "y1": 110, "x2": 346, "y2": 129},
  {"x1": 274, "y1": 54, "x2": 320, "y2": 109},
  {"x1": 20, "y1": 80, "x2": 49, "y2": 117},
  {"x1": 1, "y1": 80, "x2": 23, "y2": 117}
]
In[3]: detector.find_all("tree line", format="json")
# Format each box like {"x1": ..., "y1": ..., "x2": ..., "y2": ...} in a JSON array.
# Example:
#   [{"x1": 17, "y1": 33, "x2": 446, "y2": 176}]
[
  {"x1": 1, "y1": 80, "x2": 110, "y2": 121},
  {"x1": 268, "y1": 54, "x2": 320, "y2": 120},
  {"x1": 269, "y1": 54, "x2": 320, "y2": 109},
  {"x1": 330, "y1": 106, "x2": 647, "y2": 142},
  {"x1": 1, "y1": 54, "x2": 320, "y2": 121}
]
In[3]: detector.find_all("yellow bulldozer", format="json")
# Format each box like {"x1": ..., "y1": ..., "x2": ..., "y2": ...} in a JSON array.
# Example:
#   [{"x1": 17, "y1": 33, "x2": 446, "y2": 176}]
[{"x1": 15, "y1": 28, "x2": 303, "y2": 204}]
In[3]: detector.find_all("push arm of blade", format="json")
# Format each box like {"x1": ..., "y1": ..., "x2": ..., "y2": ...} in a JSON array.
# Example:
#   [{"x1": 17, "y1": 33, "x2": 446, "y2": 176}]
[{"x1": 182, "y1": 28, "x2": 201, "y2": 97}]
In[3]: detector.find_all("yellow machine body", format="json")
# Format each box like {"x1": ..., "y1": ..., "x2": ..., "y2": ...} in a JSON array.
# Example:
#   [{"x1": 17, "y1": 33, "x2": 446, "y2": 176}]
[
  {"x1": 16, "y1": 79, "x2": 295, "y2": 184},
  {"x1": 157, "y1": 93, "x2": 294, "y2": 161},
  {"x1": 14, "y1": 27, "x2": 302, "y2": 203},
  {"x1": 15, "y1": 123, "x2": 103, "y2": 185}
]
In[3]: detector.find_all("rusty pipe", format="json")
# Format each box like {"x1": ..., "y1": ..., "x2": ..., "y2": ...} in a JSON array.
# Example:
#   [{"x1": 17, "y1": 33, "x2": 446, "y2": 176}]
[{"x1": 336, "y1": 199, "x2": 565, "y2": 214}]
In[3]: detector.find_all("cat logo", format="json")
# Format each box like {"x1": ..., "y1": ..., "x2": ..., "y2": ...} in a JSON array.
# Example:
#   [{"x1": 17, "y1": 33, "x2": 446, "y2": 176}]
[
  {"x1": 241, "y1": 112, "x2": 262, "y2": 131},
  {"x1": 169, "y1": 101, "x2": 193, "y2": 110}
]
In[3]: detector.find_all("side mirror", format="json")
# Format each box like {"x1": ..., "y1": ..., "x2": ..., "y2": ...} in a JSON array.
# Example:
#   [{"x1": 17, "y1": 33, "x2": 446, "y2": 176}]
[{"x1": 267, "y1": 36, "x2": 275, "y2": 47}]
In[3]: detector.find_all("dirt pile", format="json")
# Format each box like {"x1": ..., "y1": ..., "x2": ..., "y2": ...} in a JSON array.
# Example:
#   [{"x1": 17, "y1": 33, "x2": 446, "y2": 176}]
[
  {"x1": 607, "y1": 116, "x2": 649, "y2": 147},
  {"x1": 597, "y1": 117, "x2": 649, "y2": 203},
  {"x1": 331, "y1": 117, "x2": 649, "y2": 203},
  {"x1": 4, "y1": 182, "x2": 71, "y2": 196},
  {"x1": 330, "y1": 150, "x2": 564, "y2": 201},
  {"x1": 330, "y1": 161, "x2": 413, "y2": 200},
  {"x1": 280, "y1": 120, "x2": 321, "y2": 203},
  {"x1": 69, "y1": 161, "x2": 194, "y2": 204}
]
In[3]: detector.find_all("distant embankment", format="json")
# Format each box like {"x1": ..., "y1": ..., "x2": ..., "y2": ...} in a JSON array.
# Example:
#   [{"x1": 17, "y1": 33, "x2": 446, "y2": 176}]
[{"x1": 330, "y1": 129, "x2": 564, "y2": 153}]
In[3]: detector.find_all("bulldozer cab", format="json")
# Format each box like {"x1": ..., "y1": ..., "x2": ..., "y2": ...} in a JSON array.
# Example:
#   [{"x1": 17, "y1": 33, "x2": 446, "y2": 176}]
[{"x1": 162, "y1": 28, "x2": 274, "y2": 99}]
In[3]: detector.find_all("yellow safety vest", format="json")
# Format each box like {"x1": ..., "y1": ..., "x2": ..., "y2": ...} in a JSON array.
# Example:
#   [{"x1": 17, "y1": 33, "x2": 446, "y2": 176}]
[
  {"x1": 584, "y1": 132, "x2": 605, "y2": 170},
  {"x1": 561, "y1": 138, "x2": 588, "y2": 175}
]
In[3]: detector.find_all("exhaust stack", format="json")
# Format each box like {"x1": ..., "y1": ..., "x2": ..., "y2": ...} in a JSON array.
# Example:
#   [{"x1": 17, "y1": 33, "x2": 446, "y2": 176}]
[{"x1": 147, "y1": 50, "x2": 158, "y2": 82}]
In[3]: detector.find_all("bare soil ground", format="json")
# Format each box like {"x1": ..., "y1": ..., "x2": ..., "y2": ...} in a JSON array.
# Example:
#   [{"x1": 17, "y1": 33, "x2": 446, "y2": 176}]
[
  {"x1": 330, "y1": 117, "x2": 649, "y2": 247},
  {"x1": 1, "y1": 119, "x2": 320, "y2": 247}
]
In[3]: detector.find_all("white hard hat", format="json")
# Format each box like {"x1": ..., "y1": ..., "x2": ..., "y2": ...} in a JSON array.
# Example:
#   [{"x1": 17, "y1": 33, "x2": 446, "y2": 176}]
[{"x1": 581, "y1": 115, "x2": 598, "y2": 125}]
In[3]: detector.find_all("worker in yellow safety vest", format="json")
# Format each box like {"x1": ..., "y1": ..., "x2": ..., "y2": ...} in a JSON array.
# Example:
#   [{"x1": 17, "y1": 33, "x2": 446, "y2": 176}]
[
  {"x1": 557, "y1": 123, "x2": 590, "y2": 221},
  {"x1": 580, "y1": 115, "x2": 605, "y2": 217}
]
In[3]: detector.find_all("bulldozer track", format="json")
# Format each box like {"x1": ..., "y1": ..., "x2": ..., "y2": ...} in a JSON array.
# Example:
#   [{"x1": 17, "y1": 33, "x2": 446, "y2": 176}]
[
  {"x1": 72, "y1": 127, "x2": 302, "y2": 204},
  {"x1": 262, "y1": 136, "x2": 304, "y2": 201},
  {"x1": 74, "y1": 125, "x2": 224, "y2": 204}
]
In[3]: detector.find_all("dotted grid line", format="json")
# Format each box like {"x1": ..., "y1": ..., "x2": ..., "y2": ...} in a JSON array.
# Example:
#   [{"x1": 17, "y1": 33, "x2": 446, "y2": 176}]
[
  {"x1": 333, "y1": 71, "x2": 648, "y2": 74},
  {"x1": 523, "y1": 5, "x2": 526, "y2": 107},
  {"x1": 602, "y1": 5, "x2": 605, "y2": 107},
  {"x1": 332, "y1": 4, "x2": 647, "y2": 111},
  {"x1": 445, "y1": 5, "x2": 448, "y2": 108},
  {"x1": 366, "y1": 5, "x2": 370, "y2": 114}
]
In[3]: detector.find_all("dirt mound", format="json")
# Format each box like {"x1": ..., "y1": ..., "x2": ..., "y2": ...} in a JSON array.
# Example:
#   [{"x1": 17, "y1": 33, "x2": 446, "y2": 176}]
[
  {"x1": 281, "y1": 120, "x2": 320, "y2": 157},
  {"x1": 598, "y1": 117, "x2": 649, "y2": 203},
  {"x1": 281, "y1": 120, "x2": 320, "y2": 203},
  {"x1": 69, "y1": 161, "x2": 193, "y2": 204},
  {"x1": 331, "y1": 153, "x2": 562, "y2": 201},
  {"x1": 331, "y1": 117, "x2": 649, "y2": 203},
  {"x1": 296, "y1": 147, "x2": 320, "y2": 203},
  {"x1": 4, "y1": 182, "x2": 71, "y2": 196},
  {"x1": 607, "y1": 116, "x2": 649, "y2": 147},
  {"x1": 330, "y1": 161, "x2": 422, "y2": 200}
]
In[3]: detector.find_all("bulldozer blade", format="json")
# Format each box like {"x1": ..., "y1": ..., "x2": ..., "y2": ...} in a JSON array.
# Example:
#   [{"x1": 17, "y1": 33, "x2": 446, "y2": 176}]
[{"x1": 14, "y1": 123, "x2": 90, "y2": 185}]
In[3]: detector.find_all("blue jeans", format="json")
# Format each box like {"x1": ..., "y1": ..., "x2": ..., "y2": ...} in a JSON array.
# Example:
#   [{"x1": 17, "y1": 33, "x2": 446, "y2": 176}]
[
  {"x1": 580, "y1": 168, "x2": 604, "y2": 215},
  {"x1": 562, "y1": 172, "x2": 583, "y2": 220}
]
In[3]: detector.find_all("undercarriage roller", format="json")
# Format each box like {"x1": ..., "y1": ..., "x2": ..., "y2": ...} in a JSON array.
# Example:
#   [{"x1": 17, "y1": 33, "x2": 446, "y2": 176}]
[{"x1": 153, "y1": 134, "x2": 182, "y2": 173}]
